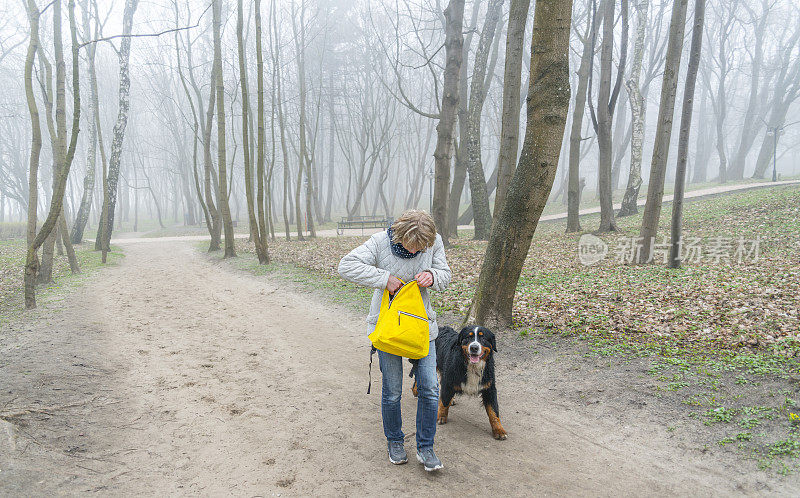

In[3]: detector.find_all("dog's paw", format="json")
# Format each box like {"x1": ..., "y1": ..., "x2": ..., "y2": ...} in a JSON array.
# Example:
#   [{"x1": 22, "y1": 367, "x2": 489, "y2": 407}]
[
  {"x1": 437, "y1": 416, "x2": 448, "y2": 425},
  {"x1": 492, "y1": 427, "x2": 508, "y2": 440},
  {"x1": 411, "y1": 384, "x2": 418, "y2": 397}
]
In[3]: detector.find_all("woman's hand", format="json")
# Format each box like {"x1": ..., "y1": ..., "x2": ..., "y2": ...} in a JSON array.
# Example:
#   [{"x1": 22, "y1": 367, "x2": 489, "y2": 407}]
[
  {"x1": 415, "y1": 271, "x2": 433, "y2": 288},
  {"x1": 386, "y1": 275, "x2": 403, "y2": 294}
]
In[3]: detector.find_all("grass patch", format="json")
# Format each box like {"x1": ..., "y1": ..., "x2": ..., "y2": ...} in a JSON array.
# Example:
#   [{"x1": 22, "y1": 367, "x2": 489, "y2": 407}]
[{"x1": 0, "y1": 238, "x2": 123, "y2": 326}]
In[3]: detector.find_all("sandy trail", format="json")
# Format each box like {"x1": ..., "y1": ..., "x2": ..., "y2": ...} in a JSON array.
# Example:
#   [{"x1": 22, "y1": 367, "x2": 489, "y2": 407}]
[{"x1": 1, "y1": 240, "x2": 794, "y2": 496}]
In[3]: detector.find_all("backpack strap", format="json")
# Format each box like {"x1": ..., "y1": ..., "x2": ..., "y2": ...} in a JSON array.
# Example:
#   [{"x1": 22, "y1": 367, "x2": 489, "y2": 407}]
[
  {"x1": 408, "y1": 358, "x2": 419, "y2": 379},
  {"x1": 367, "y1": 345, "x2": 377, "y2": 394}
]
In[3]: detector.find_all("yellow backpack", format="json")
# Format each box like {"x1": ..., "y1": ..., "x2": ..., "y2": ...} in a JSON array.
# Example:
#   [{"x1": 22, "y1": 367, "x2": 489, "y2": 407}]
[{"x1": 369, "y1": 279, "x2": 430, "y2": 359}]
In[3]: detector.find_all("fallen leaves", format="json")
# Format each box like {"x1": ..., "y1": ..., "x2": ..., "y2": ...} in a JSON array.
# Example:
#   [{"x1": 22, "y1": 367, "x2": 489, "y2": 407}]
[{"x1": 237, "y1": 185, "x2": 800, "y2": 352}]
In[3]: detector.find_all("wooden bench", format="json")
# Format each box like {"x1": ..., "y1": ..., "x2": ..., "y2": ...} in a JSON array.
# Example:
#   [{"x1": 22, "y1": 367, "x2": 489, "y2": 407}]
[{"x1": 336, "y1": 215, "x2": 392, "y2": 235}]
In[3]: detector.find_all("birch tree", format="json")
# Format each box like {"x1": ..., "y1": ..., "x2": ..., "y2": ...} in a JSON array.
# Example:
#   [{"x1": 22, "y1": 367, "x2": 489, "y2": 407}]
[
  {"x1": 617, "y1": 0, "x2": 649, "y2": 217},
  {"x1": 95, "y1": 0, "x2": 139, "y2": 254}
]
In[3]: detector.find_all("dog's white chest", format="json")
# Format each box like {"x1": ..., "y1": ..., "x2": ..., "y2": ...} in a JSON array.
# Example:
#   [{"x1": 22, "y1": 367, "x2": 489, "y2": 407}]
[{"x1": 460, "y1": 361, "x2": 486, "y2": 395}]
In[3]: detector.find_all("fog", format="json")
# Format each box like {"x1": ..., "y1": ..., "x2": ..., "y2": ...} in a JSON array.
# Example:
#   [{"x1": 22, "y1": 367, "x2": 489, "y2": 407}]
[{"x1": 0, "y1": 0, "x2": 798, "y2": 233}]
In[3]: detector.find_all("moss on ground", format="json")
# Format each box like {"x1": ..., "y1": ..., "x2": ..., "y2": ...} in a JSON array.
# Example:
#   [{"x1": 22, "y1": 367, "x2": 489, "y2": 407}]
[{"x1": 0, "y1": 239, "x2": 123, "y2": 326}]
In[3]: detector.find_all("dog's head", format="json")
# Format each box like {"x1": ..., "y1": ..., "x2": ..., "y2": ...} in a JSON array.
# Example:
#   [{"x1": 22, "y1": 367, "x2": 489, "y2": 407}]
[{"x1": 457, "y1": 325, "x2": 497, "y2": 364}]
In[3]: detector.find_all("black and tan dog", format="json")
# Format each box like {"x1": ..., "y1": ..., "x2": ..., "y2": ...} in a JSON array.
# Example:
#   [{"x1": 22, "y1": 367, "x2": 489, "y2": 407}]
[{"x1": 414, "y1": 325, "x2": 507, "y2": 440}]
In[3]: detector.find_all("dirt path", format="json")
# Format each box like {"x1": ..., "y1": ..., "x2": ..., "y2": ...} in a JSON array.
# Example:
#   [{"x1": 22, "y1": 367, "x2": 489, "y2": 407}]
[{"x1": 1, "y1": 240, "x2": 795, "y2": 496}]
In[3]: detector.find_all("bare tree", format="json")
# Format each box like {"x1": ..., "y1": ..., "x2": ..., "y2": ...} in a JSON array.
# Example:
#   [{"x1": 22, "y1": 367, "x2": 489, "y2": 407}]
[
  {"x1": 237, "y1": 0, "x2": 267, "y2": 262},
  {"x1": 95, "y1": 0, "x2": 139, "y2": 253},
  {"x1": 728, "y1": 0, "x2": 770, "y2": 180},
  {"x1": 588, "y1": 0, "x2": 628, "y2": 232},
  {"x1": 431, "y1": 0, "x2": 466, "y2": 245},
  {"x1": 566, "y1": 0, "x2": 604, "y2": 232},
  {"x1": 637, "y1": 0, "x2": 689, "y2": 263},
  {"x1": 701, "y1": 0, "x2": 737, "y2": 183},
  {"x1": 463, "y1": 0, "x2": 504, "y2": 240},
  {"x1": 494, "y1": 0, "x2": 531, "y2": 221},
  {"x1": 212, "y1": 0, "x2": 235, "y2": 257},
  {"x1": 24, "y1": 0, "x2": 82, "y2": 308},
  {"x1": 617, "y1": 0, "x2": 649, "y2": 217},
  {"x1": 254, "y1": 0, "x2": 270, "y2": 261},
  {"x1": 469, "y1": 0, "x2": 573, "y2": 328},
  {"x1": 70, "y1": 0, "x2": 101, "y2": 243},
  {"x1": 752, "y1": 24, "x2": 800, "y2": 179},
  {"x1": 669, "y1": 0, "x2": 706, "y2": 268}
]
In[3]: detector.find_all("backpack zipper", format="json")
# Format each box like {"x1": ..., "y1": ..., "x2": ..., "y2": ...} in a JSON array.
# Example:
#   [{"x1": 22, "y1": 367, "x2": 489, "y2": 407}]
[
  {"x1": 398, "y1": 310, "x2": 429, "y2": 324},
  {"x1": 388, "y1": 280, "x2": 414, "y2": 310}
]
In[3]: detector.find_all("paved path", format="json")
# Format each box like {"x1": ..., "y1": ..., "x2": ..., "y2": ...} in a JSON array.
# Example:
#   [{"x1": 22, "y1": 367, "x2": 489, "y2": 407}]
[
  {"x1": 111, "y1": 180, "x2": 800, "y2": 243},
  {"x1": 539, "y1": 179, "x2": 800, "y2": 222}
]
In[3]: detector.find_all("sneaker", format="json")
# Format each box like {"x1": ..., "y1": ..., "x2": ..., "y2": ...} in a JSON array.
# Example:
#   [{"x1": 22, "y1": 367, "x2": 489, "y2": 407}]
[
  {"x1": 416, "y1": 447, "x2": 443, "y2": 471},
  {"x1": 388, "y1": 441, "x2": 408, "y2": 464}
]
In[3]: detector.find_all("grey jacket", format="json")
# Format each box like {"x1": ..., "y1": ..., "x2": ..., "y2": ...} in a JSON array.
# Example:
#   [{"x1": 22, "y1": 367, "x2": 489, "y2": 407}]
[{"x1": 337, "y1": 230, "x2": 452, "y2": 340}]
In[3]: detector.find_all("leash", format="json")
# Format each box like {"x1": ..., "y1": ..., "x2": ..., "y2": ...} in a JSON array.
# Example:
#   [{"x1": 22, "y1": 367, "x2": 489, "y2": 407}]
[{"x1": 367, "y1": 345, "x2": 377, "y2": 394}]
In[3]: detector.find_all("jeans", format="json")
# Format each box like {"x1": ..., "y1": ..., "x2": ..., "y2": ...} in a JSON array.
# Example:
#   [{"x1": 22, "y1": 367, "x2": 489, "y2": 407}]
[{"x1": 378, "y1": 340, "x2": 438, "y2": 450}]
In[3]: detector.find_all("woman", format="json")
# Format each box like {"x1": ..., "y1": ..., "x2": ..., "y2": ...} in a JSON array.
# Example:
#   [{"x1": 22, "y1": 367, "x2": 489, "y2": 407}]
[{"x1": 338, "y1": 210, "x2": 451, "y2": 471}]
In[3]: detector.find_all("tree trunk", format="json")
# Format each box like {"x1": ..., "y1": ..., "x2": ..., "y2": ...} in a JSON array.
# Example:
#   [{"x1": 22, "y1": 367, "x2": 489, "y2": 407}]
[
  {"x1": 446, "y1": 0, "x2": 482, "y2": 238},
  {"x1": 23, "y1": 0, "x2": 42, "y2": 306},
  {"x1": 70, "y1": 0, "x2": 98, "y2": 244},
  {"x1": 494, "y1": 0, "x2": 530, "y2": 222},
  {"x1": 728, "y1": 4, "x2": 768, "y2": 180},
  {"x1": 254, "y1": 0, "x2": 270, "y2": 262},
  {"x1": 464, "y1": 0, "x2": 504, "y2": 240},
  {"x1": 468, "y1": 0, "x2": 573, "y2": 328},
  {"x1": 95, "y1": 0, "x2": 138, "y2": 250},
  {"x1": 212, "y1": 0, "x2": 236, "y2": 258},
  {"x1": 238, "y1": 0, "x2": 267, "y2": 262},
  {"x1": 60, "y1": 205, "x2": 79, "y2": 273},
  {"x1": 691, "y1": 85, "x2": 711, "y2": 183},
  {"x1": 592, "y1": 0, "x2": 627, "y2": 232},
  {"x1": 431, "y1": 0, "x2": 466, "y2": 245},
  {"x1": 25, "y1": 0, "x2": 82, "y2": 308},
  {"x1": 325, "y1": 85, "x2": 335, "y2": 222},
  {"x1": 272, "y1": 1, "x2": 291, "y2": 241},
  {"x1": 567, "y1": 1, "x2": 603, "y2": 232},
  {"x1": 610, "y1": 106, "x2": 631, "y2": 189},
  {"x1": 637, "y1": 0, "x2": 689, "y2": 263},
  {"x1": 291, "y1": 1, "x2": 315, "y2": 240},
  {"x1": 668, "y1": 0, "x2": 705, "y2": 268},
  {"x1": 618, "y1": 0, "x2": 649, "y2": 217},
  {"x1": 178, "y1": 16, "x2": 219, "y2": 248}
]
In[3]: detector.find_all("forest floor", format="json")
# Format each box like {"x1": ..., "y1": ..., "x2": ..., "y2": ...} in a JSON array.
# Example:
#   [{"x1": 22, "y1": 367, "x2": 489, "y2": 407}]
[{"x1": 1, "y1": 183, "x2": 799, "y2": 495}]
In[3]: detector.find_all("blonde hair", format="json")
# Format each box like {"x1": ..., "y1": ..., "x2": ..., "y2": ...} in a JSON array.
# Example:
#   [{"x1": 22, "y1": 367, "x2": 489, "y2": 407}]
[{"x1": 390, "y1": 210, "x2": 437, "y2": 250}]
